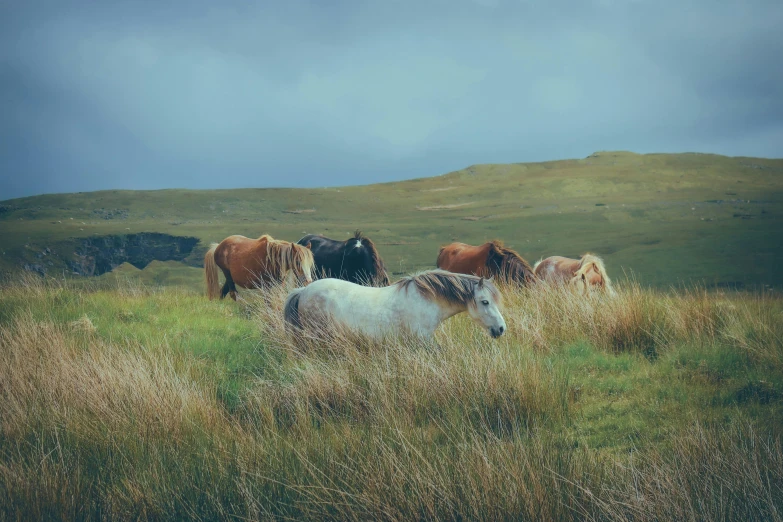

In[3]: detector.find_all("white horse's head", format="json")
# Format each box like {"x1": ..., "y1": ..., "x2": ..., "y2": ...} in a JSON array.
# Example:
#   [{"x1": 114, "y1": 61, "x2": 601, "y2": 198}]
[{"x1": 466, "y1": 277, "x2": 506, "y2": 338}]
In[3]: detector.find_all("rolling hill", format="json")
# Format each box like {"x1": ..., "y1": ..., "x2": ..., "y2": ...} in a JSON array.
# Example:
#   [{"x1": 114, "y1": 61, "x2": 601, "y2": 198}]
[{"x1": 1, "y1": 151, "x2": 781, "y2": 288}]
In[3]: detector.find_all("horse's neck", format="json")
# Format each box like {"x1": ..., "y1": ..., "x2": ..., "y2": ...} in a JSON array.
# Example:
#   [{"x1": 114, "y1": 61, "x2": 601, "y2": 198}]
[
  {"x1": 395, "y1": 286, "x2": 466, "y2": 336},
  {"x1": 434, "y1": 300, "x2": 467, "y2": 322}
]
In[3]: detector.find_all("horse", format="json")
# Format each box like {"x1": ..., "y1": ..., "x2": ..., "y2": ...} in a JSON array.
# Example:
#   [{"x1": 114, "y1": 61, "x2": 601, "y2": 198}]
[
  {"x1": 284, "y1": 269, "x2": 506, "y2": 341},
  {"x1": 204, "y1": 234, "x2": 315, "y2": 300},
  {"x1": 436, "y1": 240, "x2": 536, "y2": 285},
  {"x1": 533, "y1": 253, "x2": 615, "y2": 295},
  {"x1": 296, "y1": 230, "x2": 389, "y2": 286}
]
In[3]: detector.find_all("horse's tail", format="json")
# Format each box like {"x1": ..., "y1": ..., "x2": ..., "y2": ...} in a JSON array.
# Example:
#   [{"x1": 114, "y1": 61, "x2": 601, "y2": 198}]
[
  {"x1": 204, "y1": 243, "x2": 221, "y2": 300},
  {"x1": 284, "y1": 288, "x2": 305, "y2": 329}
]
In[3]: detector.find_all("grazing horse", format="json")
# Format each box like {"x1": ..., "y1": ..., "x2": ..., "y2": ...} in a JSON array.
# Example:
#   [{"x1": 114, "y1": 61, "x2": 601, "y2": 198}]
[
  {"x1": 284, "y1": 269, "x2": 506, "y2": 341},
  {"x1": 436, "y1": 240, "x2": 536, "y2": 285},
  {"x1": 296, "y1": 230, "x2": 389, "y2": 286},
  {"x1": 204, "y1": 235, "x2": 315, "y2": 300},
  {"x1": 534, "y1": 254, "x2": 615, "y2": 295}
]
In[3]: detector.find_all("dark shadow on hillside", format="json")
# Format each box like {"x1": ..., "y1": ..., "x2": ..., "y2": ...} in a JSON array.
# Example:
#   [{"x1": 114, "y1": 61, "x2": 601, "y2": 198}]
[{"x1": 72, "y1": 233, "x2": 200, "y2": 276}]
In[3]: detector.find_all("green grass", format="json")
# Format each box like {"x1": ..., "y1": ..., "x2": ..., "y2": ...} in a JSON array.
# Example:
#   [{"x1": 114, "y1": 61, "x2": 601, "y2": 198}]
[
  {"x1": 2, "y1": 151, "x2": 782, "y2": 288},
  {"x1": 1, "y1": 276, "x2": 782, "y2": 520},
  {"x1": 1, "y1": 150, "x2": 782, "y2": 519}
]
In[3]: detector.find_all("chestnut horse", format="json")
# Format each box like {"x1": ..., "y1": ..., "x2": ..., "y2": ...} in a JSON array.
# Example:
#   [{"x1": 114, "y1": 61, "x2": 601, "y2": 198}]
[
  {"x1": 204, "y1": 235, "x2": 315, "y2": 300},
  {"x1": 436, "y1": 240, "x2": 536, "y2": 285},
  {"x1": 533, "y1": 254, "x2": 615, "y2": 295}
]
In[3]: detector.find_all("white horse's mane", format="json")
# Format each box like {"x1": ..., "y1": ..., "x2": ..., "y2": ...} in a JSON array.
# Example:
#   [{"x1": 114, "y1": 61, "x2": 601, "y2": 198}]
[{"x1": 394, "y1": 269, "x2": 501, "y2": 306}]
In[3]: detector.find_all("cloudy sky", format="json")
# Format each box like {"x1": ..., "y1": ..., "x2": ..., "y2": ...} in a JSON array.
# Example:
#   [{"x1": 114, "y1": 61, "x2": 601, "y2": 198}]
[{"x1": 1, "y1": 0, "x2": 782, "y2": 199}]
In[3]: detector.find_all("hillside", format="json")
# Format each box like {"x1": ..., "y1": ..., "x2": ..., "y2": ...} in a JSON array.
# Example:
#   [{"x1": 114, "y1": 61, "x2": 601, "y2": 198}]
[{"x1": 1, "y1": 151, "x2": 782, "y2": 288}]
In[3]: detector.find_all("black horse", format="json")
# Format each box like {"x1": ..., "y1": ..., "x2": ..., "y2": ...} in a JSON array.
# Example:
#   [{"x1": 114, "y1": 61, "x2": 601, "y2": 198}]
[{"x1": 296, "y1": 230, "x2": 389, "y2": 286}]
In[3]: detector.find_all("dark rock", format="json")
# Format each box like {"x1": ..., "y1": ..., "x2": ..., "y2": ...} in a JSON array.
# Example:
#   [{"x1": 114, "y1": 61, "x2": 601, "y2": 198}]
[
  {"x1": 71, "y1": 233, "x2": 200, "y2": 276},
  {"x1": 23, "y1": 263, "x2": 46, "y2": 276}
]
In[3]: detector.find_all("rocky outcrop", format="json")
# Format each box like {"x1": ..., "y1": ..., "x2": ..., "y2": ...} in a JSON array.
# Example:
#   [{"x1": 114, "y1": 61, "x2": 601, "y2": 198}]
[
  {"x1": 22, "y1": 263, "x2": 47, "y2": 276},
  {"x1": 71, "y1": 233, "x2": 199, "y2": 276}
]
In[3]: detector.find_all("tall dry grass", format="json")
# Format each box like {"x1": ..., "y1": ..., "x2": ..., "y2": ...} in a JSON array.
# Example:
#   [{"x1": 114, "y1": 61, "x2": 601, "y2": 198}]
[{"x1": 0, "y1": 274, "x2": 781, "y2": 520}]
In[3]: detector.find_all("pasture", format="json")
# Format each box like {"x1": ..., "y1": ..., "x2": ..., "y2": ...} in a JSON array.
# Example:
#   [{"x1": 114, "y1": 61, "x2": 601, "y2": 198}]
[
  {"x1": 1, "y1": 274, "x2": 781, "y2": 520},
  {"x1": 1, "y1": 151, "x2": 782, "y2": 519},
  {"x1": 2, "y1": 151, "x2": 782, "y2": 288}
]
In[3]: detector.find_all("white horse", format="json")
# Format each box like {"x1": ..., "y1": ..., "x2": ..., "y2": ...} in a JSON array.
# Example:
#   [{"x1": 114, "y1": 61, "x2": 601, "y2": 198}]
[{"x1": 283, "y1": 269, "x2": 506, "y2": 341}]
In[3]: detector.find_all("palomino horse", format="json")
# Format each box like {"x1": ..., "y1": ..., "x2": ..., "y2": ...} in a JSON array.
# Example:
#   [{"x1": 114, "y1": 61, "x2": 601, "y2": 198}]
[
  {"x1": 297, "y1": 230, "x2": 390, "y2": 286},
  {"x1": 534, "y1": 254, "x2": 615, "y2": 295},
  {"x1": 436, "y1": 240, "x2": 536, "y2": 285},
  {"x1": 284, "y1": 269, "x2": 506, "y2": 341},
  {"x1": 204, "y1": 235, "x2": 315, "y2": 300}
]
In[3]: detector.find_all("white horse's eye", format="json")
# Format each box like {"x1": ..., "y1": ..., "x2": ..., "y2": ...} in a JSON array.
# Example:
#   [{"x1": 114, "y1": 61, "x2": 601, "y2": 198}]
[{"x1": 481, "y1": 300, "x2": 489, "y2": 306}]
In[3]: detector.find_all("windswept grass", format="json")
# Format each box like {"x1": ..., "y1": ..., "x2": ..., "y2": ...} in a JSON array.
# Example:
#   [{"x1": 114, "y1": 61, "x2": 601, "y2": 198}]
[{"x1": 1, "y1": 275, "x2": 782, "y2": 520}]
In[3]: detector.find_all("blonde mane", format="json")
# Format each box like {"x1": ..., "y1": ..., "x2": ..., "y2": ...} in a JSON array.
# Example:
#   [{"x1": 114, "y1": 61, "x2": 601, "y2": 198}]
[
  {"x1": 395, "y1": 269, "x2": 501, "y2": 306},
  {"x1": 573, "y1": 253, "x2": 613, "y2": 292},
  {"x1": 263, "y1": 235, "x2": 316, "y2": 279}
]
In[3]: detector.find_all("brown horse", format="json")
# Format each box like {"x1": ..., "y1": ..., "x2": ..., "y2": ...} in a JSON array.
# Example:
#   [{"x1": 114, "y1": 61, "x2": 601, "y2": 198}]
[
  {"x1": 436, "y1": 240, "x2": 536, "y2": 285},
  {"x1": 204, "y1": 235, "x2": 315, "y2": 300},
  {"x1": 533, "y1": 254, "x2": 615, "y2": 295}
]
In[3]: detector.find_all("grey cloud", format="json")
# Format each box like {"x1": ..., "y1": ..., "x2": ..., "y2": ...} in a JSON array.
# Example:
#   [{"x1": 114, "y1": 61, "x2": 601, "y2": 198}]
[{"x1": 1, "y1": 0, "x2": 781, "y2": 199}]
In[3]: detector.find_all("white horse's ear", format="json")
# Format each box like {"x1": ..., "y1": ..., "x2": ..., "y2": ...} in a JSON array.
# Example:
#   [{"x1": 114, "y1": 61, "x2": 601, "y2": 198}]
[{"x1": 486, "y1": 276, "x2": 494, "y2": 284}]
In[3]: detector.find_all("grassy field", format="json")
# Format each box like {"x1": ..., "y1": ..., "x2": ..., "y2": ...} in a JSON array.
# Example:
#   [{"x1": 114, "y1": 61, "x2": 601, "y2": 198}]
[
  {"x1": 1, "y1": 151, "x2": 782, "y2": 519},
  {"x1": 1, "y1": 274, "x2": 781, "y2": 520},
  {"x1": 2, "y1": 151, "x2": 782, "y2": 288}
]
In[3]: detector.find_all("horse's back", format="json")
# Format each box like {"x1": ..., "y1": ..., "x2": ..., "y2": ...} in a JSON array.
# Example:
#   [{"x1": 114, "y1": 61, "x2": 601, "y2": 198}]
[
  {"x1": 535, "y1": 256, "x2": 579, "y2": 281},
  {"x1": 300, "y1": 278, "x2": 383, "y2": 305},
  {"x1": 437, "y1": 242, "x2": 467, "y2": 268},
  {"x1": 437, "y1": 242, "x2": 488, "y2": 276},
  {"x1": 296, "y1": 279, "x2": 395, "y2": 335},
  {"x1": 298, "y1": 234, "x2": 323, "y2": 248},
  {"x1": 215, "y1": 235, "x2": 269, "y2": 287},
  {"x1": 298, "y1": 234, "x2": 336, "y2": 252},
  {"x1": 216, "y1": 235, "x2": 262, "y2": 258}
]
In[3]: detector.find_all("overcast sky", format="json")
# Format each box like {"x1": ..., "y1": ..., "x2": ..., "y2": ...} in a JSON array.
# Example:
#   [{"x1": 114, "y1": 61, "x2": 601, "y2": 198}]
[{"x1": 1, "y1": 0, "x2": 782, "y2": 200}]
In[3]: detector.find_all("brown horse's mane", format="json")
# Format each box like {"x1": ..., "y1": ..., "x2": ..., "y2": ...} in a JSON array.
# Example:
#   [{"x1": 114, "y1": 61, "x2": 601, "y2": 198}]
[
  {"x1": 352, "y1": 230, "x2": 389, "y2": 285},
  {"x1": 261, "y1": 235, "x2": 315, "y2": 278},
  {"x1": 395, "y1": 269, "x2": 501, "y2": 306},
  {"x1": 485, "y1": 240, "x2": 536, "y2": 284}
]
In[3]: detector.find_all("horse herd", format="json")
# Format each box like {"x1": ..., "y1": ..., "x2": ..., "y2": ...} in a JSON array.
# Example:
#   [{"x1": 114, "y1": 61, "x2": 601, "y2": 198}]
[{"x1": 204, "y1": 231, "x2": 614, "y2": 341}]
